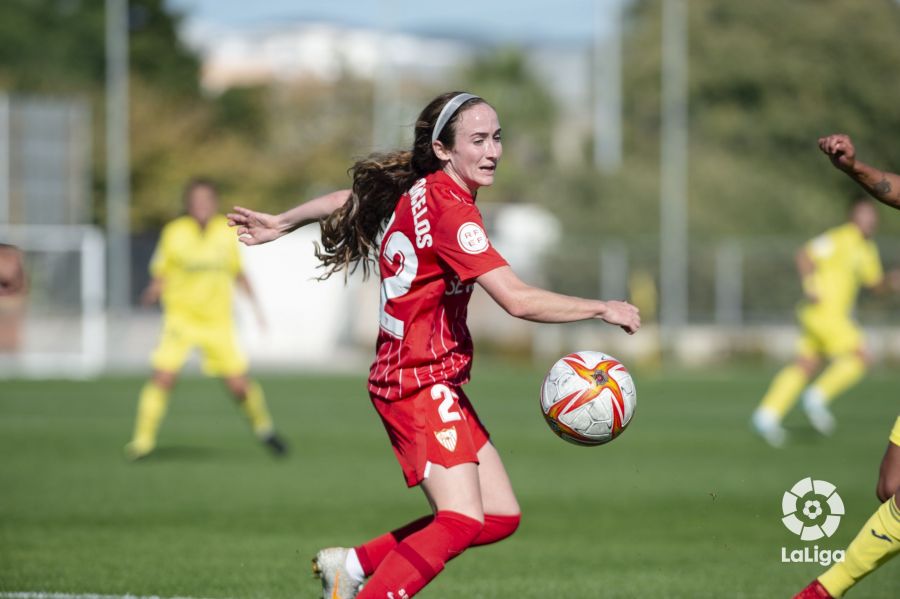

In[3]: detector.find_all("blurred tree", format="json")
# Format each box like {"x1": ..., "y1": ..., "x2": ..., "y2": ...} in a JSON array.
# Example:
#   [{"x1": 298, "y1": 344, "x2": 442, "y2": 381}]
[
  {"x1": 3, "y1": 0, "x2": 899, "y2": 247},
  {"x1": 456, "y1": 48, "x2": 558, "y2": 205},
  {"x1": 620, "y1": 0, "x2": 900, "y2": 237},
  {"x1": 0, "y1": 0, "x2": 209, "y2": 231},
  {"x1": 530, "y1": 0, "x2": 900, "y2": 248},
  {"x1": 212, "y1": 85, "x2": 268, "y2": 143},
  {"x1": 127, "y1": 0, "x2": 199, "y2": 97},
  {"x1": 481, "y1": 1, "x2": 900, "y2": 301},
  {"x1": 0, "y1": 1, "x2": 311, "y2": 231},
  {"x1": 0, "y1": 0, "x2": 199, "y2": 95},
  {"x1": 0, "y1": 0, "x2": 105, "y2": 92}
]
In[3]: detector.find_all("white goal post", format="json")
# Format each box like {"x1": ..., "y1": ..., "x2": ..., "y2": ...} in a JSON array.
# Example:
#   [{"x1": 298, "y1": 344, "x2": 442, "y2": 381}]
[{"x1": 0, "y1": 224, "x2": 106, "y2": 378}]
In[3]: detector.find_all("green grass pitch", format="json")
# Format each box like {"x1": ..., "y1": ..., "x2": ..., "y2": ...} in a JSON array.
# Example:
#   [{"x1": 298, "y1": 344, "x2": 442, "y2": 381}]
[{"x1": 1, "y1": 362, "x2": 898, "y2": 598}]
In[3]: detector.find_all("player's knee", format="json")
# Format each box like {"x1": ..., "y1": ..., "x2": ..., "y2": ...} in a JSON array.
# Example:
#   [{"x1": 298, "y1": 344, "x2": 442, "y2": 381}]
[
  {"x1": 876, "y1": 474, "x2": 899, "y2": 503},
  {"x1": 435, "y1": 510, "x2": 484, "y2": 557},
  {"x1": 224, "y1": 375, "x2": 250, "y2": 398},
  {"x1": 858, "y1": 351, "x2": 873, "y2": 368},
  {"x1": 152, "y1": 370, "x2": 177, "y2": 390},
  {"x1": 876, "y1": 481, "x2": 890, "y2": 503},
  {"x1": 796, "y1": 357, "x2": 818, "y2": 376},
  {"x1": 486, "y1": 513, "x2": 521, "y2": 542}
]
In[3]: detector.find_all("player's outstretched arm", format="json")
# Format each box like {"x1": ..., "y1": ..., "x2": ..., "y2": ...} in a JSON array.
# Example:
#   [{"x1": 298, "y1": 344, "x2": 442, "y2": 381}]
[
  {"x1": 477, "y1": 266, "x2": 640, "y2": 334},
  {"x1": 818, "y1": 134, "x2": 900, "y2": 210},
  {"x1": 228, "y1": 189, "x2": 351, "y2": 246}
]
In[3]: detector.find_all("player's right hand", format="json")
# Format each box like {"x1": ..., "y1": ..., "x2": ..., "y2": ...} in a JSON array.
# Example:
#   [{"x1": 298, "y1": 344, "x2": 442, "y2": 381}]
[
  {"x1": 818, "y1": 133, "x2": 856, "y2": 173},
  {"x1": 601, "y1": 300, "x2": 641, "y2": 335},
  {"x1": 227, "y1": 206, "x2": 283, "y2": 246},
  {"x1": 886, "y1": 269, "x2": 900, "y2": 294},
  {"x1": 140, "y1": 280, "x2": 162, "y2": 306}
]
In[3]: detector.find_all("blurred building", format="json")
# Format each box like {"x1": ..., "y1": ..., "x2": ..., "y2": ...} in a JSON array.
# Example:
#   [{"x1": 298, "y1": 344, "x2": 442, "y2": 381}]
[
  {"x1": 182, "y1": 20, "x2": 476, "y2": 91},
  {"x1": 180, "y1": 18, "x2": 596, "y2": 165}
]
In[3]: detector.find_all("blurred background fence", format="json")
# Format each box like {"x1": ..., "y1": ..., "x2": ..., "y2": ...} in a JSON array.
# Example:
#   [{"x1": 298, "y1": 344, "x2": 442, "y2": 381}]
[{"x1": 2, "y1": 0, "x2": 900, "y2": 377}]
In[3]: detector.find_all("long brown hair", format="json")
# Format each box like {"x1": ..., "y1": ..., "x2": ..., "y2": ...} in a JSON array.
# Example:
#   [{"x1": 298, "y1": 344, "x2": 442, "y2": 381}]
[{"x1": 315, "y1": 91, "x2": 486, "y2": 279}]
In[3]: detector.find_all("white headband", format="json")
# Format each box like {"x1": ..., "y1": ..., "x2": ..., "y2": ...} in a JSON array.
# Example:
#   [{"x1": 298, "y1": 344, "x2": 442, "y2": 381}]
[{"x1": 431, "y1": 93, "x2": 480, "y2": 144}]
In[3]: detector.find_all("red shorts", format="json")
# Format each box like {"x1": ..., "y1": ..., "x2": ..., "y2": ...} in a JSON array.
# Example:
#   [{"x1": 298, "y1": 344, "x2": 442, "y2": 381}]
[{"x1": 370, "y1": 383, "x2": 490, "y2": 487}]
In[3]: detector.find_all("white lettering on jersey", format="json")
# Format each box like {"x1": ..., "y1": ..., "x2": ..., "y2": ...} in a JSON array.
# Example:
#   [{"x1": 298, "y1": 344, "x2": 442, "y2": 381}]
[
  {"x1": 409, "y1": 178, "x2": 433, "y2": 249},
  {"x1": 457, "y1": 221, "x2": 489, "y2": 254}
]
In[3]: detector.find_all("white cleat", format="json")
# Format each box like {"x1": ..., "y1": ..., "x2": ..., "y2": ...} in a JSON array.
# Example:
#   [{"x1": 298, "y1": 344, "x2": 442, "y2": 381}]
[
  {"x1": 124, "y1": 439, "x2": 155, "y2": 461},
  {"x1": 802, "y1": 391, "x2": 836, "y2": 436},
  {"x1": 751, "y1": 409, "x2": 787, "y2": 448},
  {"x1": 312, "y1": 547, "x2": 363, "y2": 599}
]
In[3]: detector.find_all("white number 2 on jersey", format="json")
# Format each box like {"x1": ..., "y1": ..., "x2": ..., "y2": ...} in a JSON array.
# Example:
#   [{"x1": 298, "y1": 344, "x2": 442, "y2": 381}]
[{"x1": 379, "y1": 230, "x2": 418, "y2": 338}]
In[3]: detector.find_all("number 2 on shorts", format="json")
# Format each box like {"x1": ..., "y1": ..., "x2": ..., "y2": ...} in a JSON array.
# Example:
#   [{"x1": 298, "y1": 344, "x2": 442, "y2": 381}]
[{"x1": 431, "y1": 384, "x2": 462, "y2": 423}]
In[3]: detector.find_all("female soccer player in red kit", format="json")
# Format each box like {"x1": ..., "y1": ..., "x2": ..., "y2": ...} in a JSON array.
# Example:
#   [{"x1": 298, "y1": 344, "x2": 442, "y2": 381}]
[{"x1": 229, "y1": 92, "x2": 641, "y2": 599}]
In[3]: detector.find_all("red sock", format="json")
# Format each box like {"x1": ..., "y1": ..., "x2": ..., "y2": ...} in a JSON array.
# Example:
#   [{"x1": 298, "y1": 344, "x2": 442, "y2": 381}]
[
  {"x1": 355, "y1": 515, "x2": 433, "y2": 576},
  {"x1": 354, "y1": 512, "x2": 520, "y2": 576},
  {"x1": 355, "y1": 511, "x2": 482, "y2": 599}
]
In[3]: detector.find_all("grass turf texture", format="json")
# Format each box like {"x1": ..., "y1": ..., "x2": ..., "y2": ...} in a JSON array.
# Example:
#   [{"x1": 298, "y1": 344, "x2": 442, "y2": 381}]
[{"x1": 1, "y1": 363, "x2": 898, "y2": 598}]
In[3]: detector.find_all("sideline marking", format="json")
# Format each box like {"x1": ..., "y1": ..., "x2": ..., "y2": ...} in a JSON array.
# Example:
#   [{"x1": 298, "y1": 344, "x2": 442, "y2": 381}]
[{"x1": 1, "y1": 593, "x2": 226, "y2": 599}]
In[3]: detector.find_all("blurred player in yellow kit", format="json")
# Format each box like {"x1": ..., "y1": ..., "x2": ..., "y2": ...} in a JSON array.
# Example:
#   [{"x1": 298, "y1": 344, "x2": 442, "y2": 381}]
[
  {"x1": 125, "y1": 178, "x2": 286, "y2": 460},
  {"x1": 751, "y1": 197, "x2": 893, "y2": 447}
]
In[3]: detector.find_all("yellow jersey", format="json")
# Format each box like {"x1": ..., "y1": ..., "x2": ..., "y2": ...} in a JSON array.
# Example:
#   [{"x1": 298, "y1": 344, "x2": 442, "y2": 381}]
[
  {"x1": 150, "y1": 214, "x2": 242, "y2": 323},
  {"x1": 800, "y1": 222, "x2": 882, "y2": 318}
]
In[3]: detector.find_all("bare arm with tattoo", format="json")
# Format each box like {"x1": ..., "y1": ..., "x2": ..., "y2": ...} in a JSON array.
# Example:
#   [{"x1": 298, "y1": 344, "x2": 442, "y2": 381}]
[{"x1": 818, "y1": 134, "x2": 900, "y2": 210}]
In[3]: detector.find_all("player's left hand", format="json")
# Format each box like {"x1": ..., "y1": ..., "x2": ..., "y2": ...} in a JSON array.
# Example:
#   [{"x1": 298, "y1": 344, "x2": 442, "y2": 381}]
[
  {"x1": 228, "y1": 206, "x2": 284, "y2": 246},
  {"x1": 601, "y1": 300, "x2": 641, "y2": 335}
]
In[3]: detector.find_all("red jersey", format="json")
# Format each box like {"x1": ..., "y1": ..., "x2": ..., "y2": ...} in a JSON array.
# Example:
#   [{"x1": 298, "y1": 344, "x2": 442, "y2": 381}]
[{"x1": 367, "y1": 170, "x2": 508, "y2": 401}]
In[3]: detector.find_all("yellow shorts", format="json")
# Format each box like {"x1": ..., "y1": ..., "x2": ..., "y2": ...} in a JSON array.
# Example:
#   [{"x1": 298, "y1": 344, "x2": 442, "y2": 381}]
[
  {"x1": 796, "y1": 310, "x2": 863, "y2": 358},
  {"x1": 890, "y1": 416, "x2": 900, "y2": 447},
  {"x1": 151, "y1": 317, "x2": 247, "y2": 377}
]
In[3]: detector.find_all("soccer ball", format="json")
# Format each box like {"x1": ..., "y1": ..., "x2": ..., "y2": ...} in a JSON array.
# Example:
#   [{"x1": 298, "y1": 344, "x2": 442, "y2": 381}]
[{"x1": 540, "y1": 350, "x2": 636, "y2": 446}]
